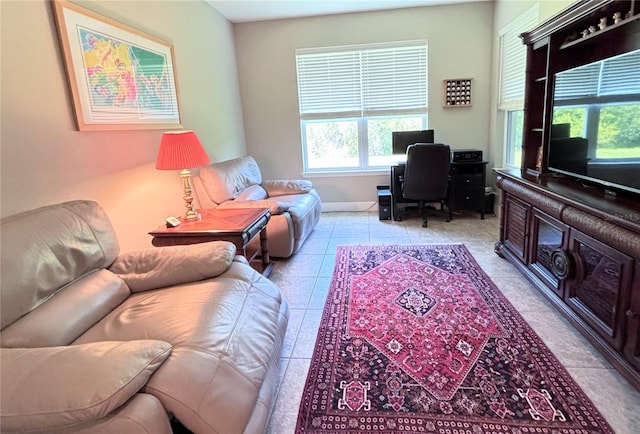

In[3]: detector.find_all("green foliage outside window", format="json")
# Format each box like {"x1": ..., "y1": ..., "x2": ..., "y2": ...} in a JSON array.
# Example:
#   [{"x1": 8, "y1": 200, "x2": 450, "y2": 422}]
[
  {"x1": 552, "y1": 107, "x2": 586, "y2": 138},
  {"x1": 306, "y1": 121, "x2": 358, "y2": 161},
  {"x1": 598, "y1": 105, "x2": 640, "y2": 151},
  {"x1": 506, "y1": 110, "x2": 524, "y2": 167},
  {"x1": 304, "y1": 116, "x2": 425, "y2": 169},
  {"x1": 552, "y1": 103, "x2": 640, "y2": 158},
  {"x1": 368, "y1": 117, "x2": 424, "y2": 157}
]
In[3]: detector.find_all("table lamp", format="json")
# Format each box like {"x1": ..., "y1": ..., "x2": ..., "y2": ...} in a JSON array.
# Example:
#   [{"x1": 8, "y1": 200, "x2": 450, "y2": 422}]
[{"x1": 156, "y1": 130, "x2": 211, "y2": 221}]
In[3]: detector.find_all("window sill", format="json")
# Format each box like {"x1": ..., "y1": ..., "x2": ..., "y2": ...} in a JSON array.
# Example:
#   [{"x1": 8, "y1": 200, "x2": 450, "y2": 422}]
[{"x1": 303, "y1": 169, "x2": 389, "y2": 178}]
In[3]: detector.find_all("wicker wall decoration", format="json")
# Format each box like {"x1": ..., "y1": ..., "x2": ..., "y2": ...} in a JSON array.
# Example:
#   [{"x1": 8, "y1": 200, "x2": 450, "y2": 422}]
[{"x1": 443, "y1": 78, "x2": 472, "y2": 108}]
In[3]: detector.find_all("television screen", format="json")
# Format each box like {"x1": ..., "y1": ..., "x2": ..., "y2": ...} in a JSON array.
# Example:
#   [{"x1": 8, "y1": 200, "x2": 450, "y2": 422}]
[
  {"x1": 392, "y1": 129, "x2": 434, "y2": 155},
  {"x1": 550, "y1": 49, "x2": 640, "y2": 194}
]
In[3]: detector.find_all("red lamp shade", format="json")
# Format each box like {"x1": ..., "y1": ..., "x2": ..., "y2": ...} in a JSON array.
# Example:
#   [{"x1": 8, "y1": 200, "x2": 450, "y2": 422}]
[{"x1": 156, "y1": 130, "x2": 210, "y2": 170}]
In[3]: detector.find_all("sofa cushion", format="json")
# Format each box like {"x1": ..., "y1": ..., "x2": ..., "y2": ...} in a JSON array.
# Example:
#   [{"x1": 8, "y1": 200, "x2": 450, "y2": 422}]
[
  {"x1": 0, "y1": 200, "x2": 120, "y2": 330},
  {"x1": 235, "y1": 184, "x2": 269, "y2": 201},
  {"x1": 0, "y1": 340, "x2": 172, "y2": 432},
  {"x1": 68, "y1": 393, "x2": 173, "y2": 434},
  {"x1": 219, "y1": 184, "x2": 289, "y2": 214},
  {"x1": 262, "y1": 179, "x2": 312, "y2": 196},
  {"x1": 217, "y1": 199, "x2": 290, "y2": 215},
  {"x1": 198, "y1": 156, "x2": 262, "y2": 205},
  {"x1": 109, "y1": 242, "x2": 236, "y2": 293},
  {"x1": 0, "y1": 269, "x2": 130, "y2": 348}
]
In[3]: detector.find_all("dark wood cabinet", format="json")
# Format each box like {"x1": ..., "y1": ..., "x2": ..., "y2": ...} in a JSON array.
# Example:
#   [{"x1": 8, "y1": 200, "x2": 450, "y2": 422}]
[
  {"x1": 529, "y1": 209, "x2": 568, "y2": 297},
  {"x1": 494, "y1": 0, "x2": 640, "y2": 391},
  {"x1": 522, "y1": 39, "x2": 550, "y2": 172},
  {"x1": 449, "y1": 161, "x2": 488, "y2": 218},
  {"x1": 495, "y1": 170, "x2": 640, "y2": 390},
  {"x1": 563, "y1": 229, "x2": 634, "y2": 351},
  {"x1": 501, "y1": 193, "x2": 530, "y2": 263},
  {"x1": 390, "y1": 161, "x2": 488, "y2": 220},
  {"x1": 624, "y1": 273, "x2": 640, "y2": 371}
]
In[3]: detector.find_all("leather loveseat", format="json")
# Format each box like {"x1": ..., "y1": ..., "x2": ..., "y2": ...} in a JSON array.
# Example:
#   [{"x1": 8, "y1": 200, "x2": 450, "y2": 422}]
[
  {"x1": 0, "y1": 200, "x2": 289, "y2": 434},
  {"x1": 193, "y1": 156, "x2": 322, "y2": 258}
]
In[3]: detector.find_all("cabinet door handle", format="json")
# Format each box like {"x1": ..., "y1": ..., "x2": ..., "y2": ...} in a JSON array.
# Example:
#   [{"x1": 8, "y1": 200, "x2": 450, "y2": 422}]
[
  {"x1": 550, "y1": 248, "x2": 575, "y2": 280},
  {"x1": 626, "y1": 310, "x2": 640, "y2": 319}
]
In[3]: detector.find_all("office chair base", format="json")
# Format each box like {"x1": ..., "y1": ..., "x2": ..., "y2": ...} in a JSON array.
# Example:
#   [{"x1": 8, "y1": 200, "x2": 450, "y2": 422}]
[
  {"x1": 393, "y1": 204, "x2": 420, "y2": 221},
  {"x1": 399, "y1": 201, "x2": 452, "y2": 227},
  {"x1": 421, "y1": 210, "x2": 451, "y2": 227}
]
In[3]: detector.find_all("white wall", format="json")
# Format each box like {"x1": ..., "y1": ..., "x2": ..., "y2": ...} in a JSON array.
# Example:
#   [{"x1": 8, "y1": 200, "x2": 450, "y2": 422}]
[
  {"x1": 234, "y1": 1, "x2": 495, "y2": 206},
  {"x1": 1, "y1": 0, "x2": 246, "y2": 251}
]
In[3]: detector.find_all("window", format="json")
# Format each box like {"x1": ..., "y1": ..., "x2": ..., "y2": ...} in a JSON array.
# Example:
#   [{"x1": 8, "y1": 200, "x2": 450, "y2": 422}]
[
  {"x1": 296, "y1": 41, "x2": 428, "y2": 173},
  {"x1": 499, "y1": 6, "x2": 538, "y2": 167},
  {"x1": 505, "y1": 110, "x2": 524, "y2": 167}
]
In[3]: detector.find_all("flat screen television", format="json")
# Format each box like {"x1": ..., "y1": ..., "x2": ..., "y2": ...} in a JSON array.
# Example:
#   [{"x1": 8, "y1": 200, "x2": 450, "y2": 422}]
[
  {"x1": 392, "y1": 129, "x2": 434, "y2": 155},
  {"x1": 549, "y1": 48, "x2": 640, "y2": 195}
]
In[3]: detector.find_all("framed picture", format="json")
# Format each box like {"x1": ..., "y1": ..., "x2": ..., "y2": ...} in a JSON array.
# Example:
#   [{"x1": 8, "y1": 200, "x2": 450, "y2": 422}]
[
  {"x1": 442, "y1": 78, "x2": 472, "y2": 108},
  {"x1": 52, "y1": 0, "x2": 182, "y2": 131}
]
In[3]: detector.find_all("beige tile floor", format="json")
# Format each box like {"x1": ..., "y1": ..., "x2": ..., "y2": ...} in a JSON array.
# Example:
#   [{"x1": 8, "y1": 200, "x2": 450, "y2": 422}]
[{"x1": 265, "y1": 210, "x2": 640, "y2": 434}]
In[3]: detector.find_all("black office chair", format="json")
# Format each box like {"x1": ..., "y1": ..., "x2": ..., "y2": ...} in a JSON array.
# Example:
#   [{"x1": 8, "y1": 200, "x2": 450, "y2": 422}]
[{"x1": 400, "y1": 143, "x2": 452, "y2": 227}]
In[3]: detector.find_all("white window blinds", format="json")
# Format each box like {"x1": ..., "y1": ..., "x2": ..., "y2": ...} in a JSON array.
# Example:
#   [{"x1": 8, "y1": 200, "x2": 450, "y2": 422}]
[
  {"x1": 600, "y1": 50, "x2": 640, "y2": 95},
  {"x1": 499, "y1": 5, "x2": 539, "y2": 110},
  {"x1": 555, "y1": 49, "x2": 640, "y2": 101},
  {"x1": 296, "y1": 41, "x2": 428, "y2": 119}
]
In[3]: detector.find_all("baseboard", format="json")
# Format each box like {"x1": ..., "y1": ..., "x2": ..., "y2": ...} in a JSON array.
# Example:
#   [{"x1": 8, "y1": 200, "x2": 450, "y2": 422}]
[{"x1": 322, "y1": 202, "x2": 377, "y2": 212}]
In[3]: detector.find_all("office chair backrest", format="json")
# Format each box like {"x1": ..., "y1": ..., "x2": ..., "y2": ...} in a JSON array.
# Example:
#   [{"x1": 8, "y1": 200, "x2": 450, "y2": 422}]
[{"x1": 402, "y1": 143, "x2": 451, "y2": 200}]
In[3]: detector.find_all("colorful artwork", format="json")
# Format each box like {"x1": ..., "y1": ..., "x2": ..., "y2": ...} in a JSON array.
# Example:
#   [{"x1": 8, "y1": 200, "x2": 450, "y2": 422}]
[
  {"x1": 52, "y1": 0, "x2": 181, "y2": 130},
  {"x1": 80, "y1": 29, "x2": 175, "y2": 115}
]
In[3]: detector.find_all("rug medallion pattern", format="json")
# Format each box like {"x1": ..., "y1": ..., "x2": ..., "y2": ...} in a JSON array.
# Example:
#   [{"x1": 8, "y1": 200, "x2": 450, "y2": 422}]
[{"x1": 295, "y1": 244, "x2": 613, "y2": 433}]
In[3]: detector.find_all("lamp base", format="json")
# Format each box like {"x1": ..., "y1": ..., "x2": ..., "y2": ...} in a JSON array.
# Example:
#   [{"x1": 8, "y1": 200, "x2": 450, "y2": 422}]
[
  {"x1": 184, "y1": 209, "x2": 201, "y2": 221},
  {"x1": 179, "y1": 168, "x2": 200, "y2": 221}
]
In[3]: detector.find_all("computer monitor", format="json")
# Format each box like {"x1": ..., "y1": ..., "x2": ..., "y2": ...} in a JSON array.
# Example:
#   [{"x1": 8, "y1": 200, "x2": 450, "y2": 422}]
[{"x1": 392, "y1": 129, "x2": 434, "y2": 155}]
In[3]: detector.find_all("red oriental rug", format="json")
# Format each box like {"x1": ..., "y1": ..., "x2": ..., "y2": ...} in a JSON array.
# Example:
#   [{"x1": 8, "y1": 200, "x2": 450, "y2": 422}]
[{"x1": 295, "y1": 244, "x2": 613, "y2": 434}]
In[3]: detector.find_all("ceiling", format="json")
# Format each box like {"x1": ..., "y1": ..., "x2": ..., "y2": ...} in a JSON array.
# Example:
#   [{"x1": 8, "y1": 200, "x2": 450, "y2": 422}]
[{"x1": 207, "y1": 0, "x2": 484, "y2": 23}]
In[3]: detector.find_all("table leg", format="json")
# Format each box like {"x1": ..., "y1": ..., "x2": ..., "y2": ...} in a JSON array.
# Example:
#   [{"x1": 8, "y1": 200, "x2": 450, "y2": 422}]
[{"x1": 259, "y1": 228, "x2": 274, "y2": 277}]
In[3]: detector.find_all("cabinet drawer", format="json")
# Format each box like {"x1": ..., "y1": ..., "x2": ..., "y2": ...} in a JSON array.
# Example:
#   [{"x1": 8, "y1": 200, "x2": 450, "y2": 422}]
[
  {"x1": 451, "y1": 191, "x2": 483, "y2": 209},
  {"x1": 454, "y1": 174, "x2": 482, "y2": 186},
  {"x1": 450, "y1": 174, "x2": 483, "y2": 208},
  {"x1": 453, "y1": 185, "x2": 483, "y2": 197}
]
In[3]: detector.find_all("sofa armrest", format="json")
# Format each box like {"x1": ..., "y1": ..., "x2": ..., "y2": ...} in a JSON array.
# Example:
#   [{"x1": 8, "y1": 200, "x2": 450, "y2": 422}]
[
  {"x1": 0, "y1": 340, "x2": 172, "y2": 432},
  {"x1": 262, "y1": 179, "x2": 312, "y2": 197},
  {"x1": 109, "y1": 242, "x2": 236, "y2": 293},
  {"x1": 217, "y1": 199, "x2": 290, "y2": 215}
]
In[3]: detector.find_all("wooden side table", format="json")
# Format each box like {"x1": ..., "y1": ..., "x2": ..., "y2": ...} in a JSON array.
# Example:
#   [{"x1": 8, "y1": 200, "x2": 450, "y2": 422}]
[{"x1": 149, "y1": 208, "x2": 274, "y2": 277}]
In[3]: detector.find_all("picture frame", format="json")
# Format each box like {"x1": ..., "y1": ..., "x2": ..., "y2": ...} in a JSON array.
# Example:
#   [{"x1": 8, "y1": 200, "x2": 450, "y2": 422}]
[{"x1": 52, "y1": 0, "x2": 182, "y2": 131}]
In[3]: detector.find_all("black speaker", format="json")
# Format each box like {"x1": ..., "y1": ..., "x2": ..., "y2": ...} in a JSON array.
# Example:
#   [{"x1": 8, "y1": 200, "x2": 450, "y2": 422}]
[{"x1": 377, "y1": 186, "x2": 392, "y2": 220}]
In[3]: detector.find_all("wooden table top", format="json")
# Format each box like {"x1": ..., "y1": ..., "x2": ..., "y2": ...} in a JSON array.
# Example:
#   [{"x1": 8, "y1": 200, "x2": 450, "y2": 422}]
[{"x1": 149, "y1": 208, "x2": 270, "y2": 237}]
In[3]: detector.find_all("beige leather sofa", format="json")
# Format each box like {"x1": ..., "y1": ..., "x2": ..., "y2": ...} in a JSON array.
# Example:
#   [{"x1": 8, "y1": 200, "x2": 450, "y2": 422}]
[
  {"x1": 0, "y1": 200, "x2": 289, "y2": 434},
  {"x1": 193, "y1": 156, "x2": 322, "y2": 258}
]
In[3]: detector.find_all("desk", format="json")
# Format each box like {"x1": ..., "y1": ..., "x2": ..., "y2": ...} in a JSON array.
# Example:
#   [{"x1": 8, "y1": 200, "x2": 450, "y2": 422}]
[
  {"x1": 391, "y1": 161, "x2": 488, "y2": 220},
  {"x1": 149, "y1": 208, "x2": 274, "y2": 277}
]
